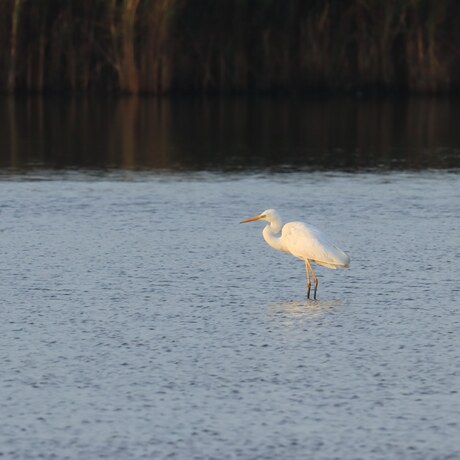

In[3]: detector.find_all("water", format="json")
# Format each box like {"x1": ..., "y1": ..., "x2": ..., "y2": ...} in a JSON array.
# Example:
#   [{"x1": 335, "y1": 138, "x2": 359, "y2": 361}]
[
  {"x1": 2, "y1": 97, "x2": 460, "y2": 170},
  {"x1": 1, "y1": 171, "x2": 459, "y2": 460},
  {"x1": 1, "y1": 97, "x2": 460, "y2": 459}
]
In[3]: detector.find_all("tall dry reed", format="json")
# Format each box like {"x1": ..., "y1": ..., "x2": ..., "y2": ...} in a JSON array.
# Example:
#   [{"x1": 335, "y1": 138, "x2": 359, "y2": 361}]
[{"x1": 1, "y1": 0, "x2": 460, "y2": 94}]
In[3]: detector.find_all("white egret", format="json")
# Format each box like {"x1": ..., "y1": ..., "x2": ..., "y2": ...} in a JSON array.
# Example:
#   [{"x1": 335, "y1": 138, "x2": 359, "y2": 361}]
[{"x1": 240, "y1": 209, "x2": 350, "y2": 299}]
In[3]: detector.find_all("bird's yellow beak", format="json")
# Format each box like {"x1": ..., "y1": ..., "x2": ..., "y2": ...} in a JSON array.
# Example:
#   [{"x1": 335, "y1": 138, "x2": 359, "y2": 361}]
[{"x1": 240, "y1": 214, "x2": 265, "y2": 224}]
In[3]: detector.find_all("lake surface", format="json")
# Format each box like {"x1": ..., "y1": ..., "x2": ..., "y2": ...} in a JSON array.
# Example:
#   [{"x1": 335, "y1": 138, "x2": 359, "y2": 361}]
[
  {"x1": 1, "y1": 96, "x2": 460, "y2": 170},
  {"x1": 0, "y1": 98, "x2": 459, "y2": 459}
]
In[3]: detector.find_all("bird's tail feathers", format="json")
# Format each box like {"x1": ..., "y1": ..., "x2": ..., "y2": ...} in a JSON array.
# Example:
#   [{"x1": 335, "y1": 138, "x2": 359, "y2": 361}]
[{"x1": 313, "y1": 260, "x2": 350, "y2": 269}]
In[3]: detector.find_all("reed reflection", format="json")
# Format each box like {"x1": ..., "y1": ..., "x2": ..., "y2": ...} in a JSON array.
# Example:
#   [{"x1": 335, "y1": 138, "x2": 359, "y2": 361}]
[{"x1": 1, "y1": 97, "x2": 460, "y2": 170}]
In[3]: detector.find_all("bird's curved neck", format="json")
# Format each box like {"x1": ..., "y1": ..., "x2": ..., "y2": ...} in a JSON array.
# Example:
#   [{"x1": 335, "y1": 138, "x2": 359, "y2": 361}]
[{"x1": 262, "y1": 220, "x2": 284, "y2": 252}]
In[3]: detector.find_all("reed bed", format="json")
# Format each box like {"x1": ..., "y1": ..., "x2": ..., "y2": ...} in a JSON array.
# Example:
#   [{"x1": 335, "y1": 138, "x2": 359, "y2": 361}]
[{"x1": 1, "y1": 0, "x2": 460, "y2": 94}]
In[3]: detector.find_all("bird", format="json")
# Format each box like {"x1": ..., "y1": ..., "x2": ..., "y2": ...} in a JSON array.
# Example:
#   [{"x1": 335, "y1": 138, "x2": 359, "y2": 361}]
[{"x1": 240, "y1": 209, "x2": 350, "y2": 299}]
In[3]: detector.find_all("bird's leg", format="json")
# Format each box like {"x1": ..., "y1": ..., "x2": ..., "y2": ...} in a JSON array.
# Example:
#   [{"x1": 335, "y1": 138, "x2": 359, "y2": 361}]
[
  {"x1": 306, "y1": 260, "x2": 319, "y2": 300},
  {"x1": 305, "y1": 261, "x2": 311, "y2": 299}
]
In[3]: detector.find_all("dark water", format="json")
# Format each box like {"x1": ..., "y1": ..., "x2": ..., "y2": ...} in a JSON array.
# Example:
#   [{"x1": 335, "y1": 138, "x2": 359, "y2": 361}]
[
  {"x1": 1, "y1": 96, "x2": 460, "y2": 171},
  {"x1": 1, "y1": 98, "x2": 459, "y2": 460}
]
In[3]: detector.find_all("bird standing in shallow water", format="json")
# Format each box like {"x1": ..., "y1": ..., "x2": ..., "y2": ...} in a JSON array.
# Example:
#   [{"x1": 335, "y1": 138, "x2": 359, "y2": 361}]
[{"x1": 240, "y1": 209, "x2": 350, "y2": 299}]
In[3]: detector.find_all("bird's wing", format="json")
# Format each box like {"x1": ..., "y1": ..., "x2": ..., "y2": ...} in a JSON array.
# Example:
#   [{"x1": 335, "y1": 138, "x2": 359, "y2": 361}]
[{"x1": 281, "y1": 222, "x2": 350, "y2": 268}]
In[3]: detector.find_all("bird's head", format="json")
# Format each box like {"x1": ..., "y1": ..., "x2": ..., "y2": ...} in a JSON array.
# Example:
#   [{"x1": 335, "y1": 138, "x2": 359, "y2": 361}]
[{"x1": 240, "y1": 209, "x2": 280, "y2": 225}]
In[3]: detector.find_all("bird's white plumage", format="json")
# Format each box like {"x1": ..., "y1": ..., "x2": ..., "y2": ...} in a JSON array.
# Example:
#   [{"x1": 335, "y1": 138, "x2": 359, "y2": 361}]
[{"x1": 281, "y1": 221, "x2": 350, "y2": 268}]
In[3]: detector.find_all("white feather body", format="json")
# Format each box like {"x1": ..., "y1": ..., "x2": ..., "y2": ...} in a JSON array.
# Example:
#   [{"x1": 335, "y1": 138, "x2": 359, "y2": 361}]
[{"x1": 280, "y1": 222, "x2": 350, "y2": 269}]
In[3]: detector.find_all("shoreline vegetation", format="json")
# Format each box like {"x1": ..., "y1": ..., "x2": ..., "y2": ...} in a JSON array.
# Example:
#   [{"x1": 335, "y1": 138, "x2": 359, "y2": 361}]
[{"x1": 1, "y1": 0, "x2": 460, "y2": 95}]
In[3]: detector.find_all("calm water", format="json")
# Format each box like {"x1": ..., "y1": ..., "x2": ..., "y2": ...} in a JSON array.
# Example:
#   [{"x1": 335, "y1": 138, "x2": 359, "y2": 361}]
[
  {"x1": 1, "y1": 96, "x2": 460, "y2": 170},
  {"x1": 0, "y1": 98, "x2": 460, "y2": 459},
  {"x1": 1, "y1": 172, "x2": 459, "y2": 460}
]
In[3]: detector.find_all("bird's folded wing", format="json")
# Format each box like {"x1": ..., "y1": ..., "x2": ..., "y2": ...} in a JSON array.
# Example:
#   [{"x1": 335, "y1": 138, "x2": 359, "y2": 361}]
[{"x1": 281, "y1": 222, "x2": 350, "y2": 268}]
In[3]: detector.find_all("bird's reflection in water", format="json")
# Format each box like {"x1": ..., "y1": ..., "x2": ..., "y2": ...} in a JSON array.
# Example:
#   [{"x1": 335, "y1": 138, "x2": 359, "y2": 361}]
[{"x1": 267, "y1": 298, "x2": 342, "y2": 322}]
